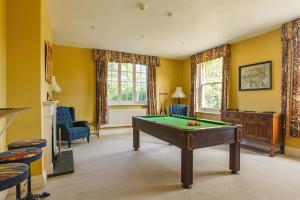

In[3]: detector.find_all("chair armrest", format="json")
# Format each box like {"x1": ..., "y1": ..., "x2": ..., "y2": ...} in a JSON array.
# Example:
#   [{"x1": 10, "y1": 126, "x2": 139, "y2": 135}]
[
  {"x1": 73, "y1": 121, "x2": 88, "y2": 127},
  {"x1": 57, "y1": 123, "x2": 70, "y2": 130}
]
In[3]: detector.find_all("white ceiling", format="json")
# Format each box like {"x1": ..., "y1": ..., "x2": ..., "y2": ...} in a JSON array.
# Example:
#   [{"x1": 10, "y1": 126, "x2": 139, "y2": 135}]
[{"x1": 48, "y1": 0, "x2": 300, "y2": 60}]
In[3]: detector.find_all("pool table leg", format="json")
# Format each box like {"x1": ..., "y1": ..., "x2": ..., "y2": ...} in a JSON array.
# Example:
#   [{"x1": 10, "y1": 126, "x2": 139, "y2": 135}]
[
  {"x1": 230, "y1": 141, "x2": 240, "y2": 174},
  {"x1": 181, "y1": 149, "x2": 193, "y2": 189},
  {"x1": 133, "y1": 129, "x2": 140, "y2": 151}
]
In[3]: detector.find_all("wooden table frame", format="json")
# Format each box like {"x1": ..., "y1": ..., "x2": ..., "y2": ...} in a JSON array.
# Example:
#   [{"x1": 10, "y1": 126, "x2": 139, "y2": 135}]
[{"x1": 132, "y1": 116, "x2": 242, "y2": 189}]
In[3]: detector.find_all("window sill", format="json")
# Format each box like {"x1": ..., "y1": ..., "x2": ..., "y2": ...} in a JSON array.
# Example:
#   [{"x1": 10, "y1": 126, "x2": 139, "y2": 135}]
[
  {"x1": 196, "y1": 111, "x2": 220, "y2": 115},
  {"x1": 109, "y1": 103, "x2": 147, "y2": 107}
]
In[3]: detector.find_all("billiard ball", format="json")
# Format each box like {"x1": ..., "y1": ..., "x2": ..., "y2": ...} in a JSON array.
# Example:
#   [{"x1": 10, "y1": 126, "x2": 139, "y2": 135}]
[{"x1": 187, "y1": 121, "x2": 201, "y2": 126}]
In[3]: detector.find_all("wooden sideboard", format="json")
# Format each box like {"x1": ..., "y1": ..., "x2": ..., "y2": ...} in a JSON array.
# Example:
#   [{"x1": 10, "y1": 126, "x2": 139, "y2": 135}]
[{"x1": 221, "y1": 110, "x2": 283, "y2": 156}]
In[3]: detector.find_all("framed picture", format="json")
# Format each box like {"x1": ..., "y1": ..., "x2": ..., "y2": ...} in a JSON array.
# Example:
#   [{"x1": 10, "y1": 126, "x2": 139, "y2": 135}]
[
  {"x1": 239, "y1": 61, "x2": 272, "y2": 91},
  {"x1": 45, "y1": 41, "x2": 53, "y2": 83}
]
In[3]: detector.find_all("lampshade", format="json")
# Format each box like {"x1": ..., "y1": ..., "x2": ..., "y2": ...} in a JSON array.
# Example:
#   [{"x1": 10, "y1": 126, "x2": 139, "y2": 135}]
[
  {"x1": 171, "y1": 87, "x2": 186, "y2": 99},
  {"x1": 51, "y1": 76, "x2": 61, "y2": 92}
]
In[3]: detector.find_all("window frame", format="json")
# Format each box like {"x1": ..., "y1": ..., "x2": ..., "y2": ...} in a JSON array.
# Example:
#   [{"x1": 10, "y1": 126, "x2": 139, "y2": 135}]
[
  {"x1": 197, "y1": 58, "x2": 223, "y2": 114},
  {"x1": 108, "y1": 62, "x2": 147, "y2": 106}
]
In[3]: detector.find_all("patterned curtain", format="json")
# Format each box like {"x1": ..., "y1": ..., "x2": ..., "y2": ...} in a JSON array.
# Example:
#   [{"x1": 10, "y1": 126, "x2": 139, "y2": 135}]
[
  {"x1": 281, "y1": 19, "x2": 300, "y2": 137},
  {"x1": 94, "y1": 50, "x2": 160, "y2": 124},
  {"x1": 190, "y1": 63, "x2": 197, "y2": 117},
  {"x1": 190, "y1": 44, "x2": 231, "y2": 117},
  {"x1": 147, "y1": 65, "x2": 157, "y2": 115},
  {"x1": 94, "y1": 51, "x2": 109, "y2": 124}
]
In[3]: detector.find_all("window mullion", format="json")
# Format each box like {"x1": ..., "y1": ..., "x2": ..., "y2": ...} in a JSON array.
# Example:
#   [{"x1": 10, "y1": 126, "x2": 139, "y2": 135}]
[
  {"x1": 133, "y1": 64, "x2": 137, "y2": 102},
  {"x1": 118, "y1": 63, "x2": 121, "y2": 102}
]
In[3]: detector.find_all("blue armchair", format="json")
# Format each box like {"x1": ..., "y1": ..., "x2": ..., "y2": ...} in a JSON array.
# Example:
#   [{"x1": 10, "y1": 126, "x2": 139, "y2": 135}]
[
  {"x1": 169, "y1": 104, "x2": 188, "y2": 116},
  {"x1": 56, "y1": 106, "x2": 90, "y2": 148}
]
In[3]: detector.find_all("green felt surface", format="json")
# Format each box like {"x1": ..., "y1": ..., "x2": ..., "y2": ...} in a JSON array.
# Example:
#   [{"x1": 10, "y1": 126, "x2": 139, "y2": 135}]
[{"x1": 138, "y1": 115, "x2": 228, "y2": 130}]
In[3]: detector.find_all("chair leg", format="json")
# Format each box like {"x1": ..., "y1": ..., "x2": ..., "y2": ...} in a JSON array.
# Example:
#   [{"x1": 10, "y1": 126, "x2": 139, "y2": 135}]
[
  {"x1": 16, "y1": 184, "x2": 21, "y2": 200},
  {"x1": 87, "y1": 136, "x2": 90, "y2": 143},
  {"x1": 26, "y1": 160, "x2": 51, "y2": 200},
  {"x1": 68, "y1": 141, "x2": 71, "y2": 148},
  {"x1": 25, "y1": 164, "x2": 35, "y2": 200}
]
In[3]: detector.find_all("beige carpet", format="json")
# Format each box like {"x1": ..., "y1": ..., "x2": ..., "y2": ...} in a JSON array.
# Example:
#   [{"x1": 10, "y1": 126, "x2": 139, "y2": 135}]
[{"x1": 11, "y1": 130, "x2": 300, "y2": 200}]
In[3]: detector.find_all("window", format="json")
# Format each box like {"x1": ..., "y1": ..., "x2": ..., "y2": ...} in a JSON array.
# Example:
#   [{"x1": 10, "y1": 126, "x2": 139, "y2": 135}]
[
  {"x1": 107, "y1": 62, "x2": 147, "y2": 105},
  {"x1": 197, "y1": 58, "x2": 223, "y2": 113}
]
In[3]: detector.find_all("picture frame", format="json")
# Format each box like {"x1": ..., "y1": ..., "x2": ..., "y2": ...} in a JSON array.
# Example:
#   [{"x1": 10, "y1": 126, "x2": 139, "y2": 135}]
[
  {"x1": 45, "y1": 41, "x2": 53, "y2": 83},
  {"x1": 239, "y1": 61, "x2": 272, "y2": 91}
]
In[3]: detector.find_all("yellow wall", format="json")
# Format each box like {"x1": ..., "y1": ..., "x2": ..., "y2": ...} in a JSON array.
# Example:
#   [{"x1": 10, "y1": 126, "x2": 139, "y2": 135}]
[
  {"x1": 230, "y1": 29, "x2": 300, "y2": 148},
  {"x1": 41, "y1": 0, "x2": 53, "y2": 104},
  {"x1": 230, "y1": 29, "x2": 282, "y2": 112},
  {"x1": 6, "y1": 0, "x2": 52, "y2": 176},
  {"x1": 53, "y1": 29, "x2": 300, "y2": 148},
  {"x1": 0, "y1": 0, "x2": 5, "y2": 152},
  {"x1": 181, "y1": 59, "x2": 191, "y2": 106},
  {"x1": 52, "y1": 45, "x2": 184, "y2": 122},
  {"x1": 285, "y1": 136, "x2": 300, "y2": 148},
  {"x1": 53, "y1": 45, "x2": 95, "y2": 122},
  {"x1": 181, "y1": 29, "x2": 299, "y2": 148},
  {"x1": 182, "y1": 30, "x2": 282, "y2": 114},
  {"x1": 157, "y1": 58, "x2": 183, "y2": 113}
]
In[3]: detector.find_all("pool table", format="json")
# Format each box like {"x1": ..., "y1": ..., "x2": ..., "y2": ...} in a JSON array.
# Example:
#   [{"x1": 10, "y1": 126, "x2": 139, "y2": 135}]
[{"x1": 132, "y1": 115, "x2": 242, "y2": 189}]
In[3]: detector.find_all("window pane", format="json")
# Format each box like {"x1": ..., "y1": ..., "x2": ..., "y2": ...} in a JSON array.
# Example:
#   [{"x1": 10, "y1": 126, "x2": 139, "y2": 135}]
[
  {"x1": 108, "y1": 81, "x2": 118, "y2": 101},
  {"x1": 136, "y1": 72, "x2": 146, "y2": 83},
  {"x1": 136, "y1": 73, "x2": 141, "y2": 82},
  {"x1": 136, "y1": 82, "x2": 147, "y2": 102},
  {"x1": 140, "y1": 73, "x2": 147, "y2": 82},
  {"x1": 136, "y1": 64, "x2": 141, "y2": 73},
  {"x1": 128, "y1": 72, "x2": 133, "y2": 82},
  {"x1": 121, "y1": 82, "x2": 133, "y2": 101},
  {"x1": 201, "y1": 84, "x2": 212, "y2": 108},
  {"x1": 107, "y1": 63, "x2": 147, "y2": 104},
  {"x1": 108, "y1": 62, "x2": 118, "y2": 71},
  {"x1": 108, "y1": 71, "x2": 118, "y2": 81},
  {"x1": 141, "y1": 65, "x2": 147, "y2": 73},
  {"x1": 201, "y1": 83, "x2": 222, "y2": 109},
  {"x1": 212, "y1": 84, "x2": 222, "y2": 109},
  {"x1": 136, "y1": 64, "x2": 147, "y2": 73},
  {"x1": 121, "y1": 72, "x2": 133, "y2": 82},
  {"x1": 121, "y1": 63, "x2": 133, "y2": 72},
  {"x1": 201, "y1": 58, "x2": 223, "y2": 84}
]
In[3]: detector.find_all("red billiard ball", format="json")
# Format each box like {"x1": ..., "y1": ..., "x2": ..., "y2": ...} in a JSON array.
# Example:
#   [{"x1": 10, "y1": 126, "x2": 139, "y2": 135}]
[{"x1": 187, "y1": 121, "x2": 201, "y2": 126}]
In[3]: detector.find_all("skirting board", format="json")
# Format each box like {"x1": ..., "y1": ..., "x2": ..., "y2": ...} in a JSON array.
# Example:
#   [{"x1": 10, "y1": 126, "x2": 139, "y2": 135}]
[
  {"x1": 100, "y1": 127, "x2": 133, "y2": 135},
  {"x1": 0, "y1": 190, "x2": 8, "y2": 200},
  {"x1": 285, "y1": 146, "x2": 300, "y2": 158},
  {"x1": 7, "y1": 170, "x2": 47, "y2": 197}
]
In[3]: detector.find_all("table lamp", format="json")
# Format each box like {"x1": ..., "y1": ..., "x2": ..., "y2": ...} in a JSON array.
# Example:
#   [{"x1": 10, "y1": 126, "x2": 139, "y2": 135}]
[{"x1": 171, "y1": 87, "x2": 186, "y2": 104}]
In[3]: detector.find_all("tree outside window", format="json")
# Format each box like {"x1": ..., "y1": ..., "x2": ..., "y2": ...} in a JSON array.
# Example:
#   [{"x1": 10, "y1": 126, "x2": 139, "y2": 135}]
[
  {"x1": 197, "y1": 58, "x2": 223, "y2": 113},
  {"x1": 108, "y1": 62, "x2": 147, "y2": 105}
]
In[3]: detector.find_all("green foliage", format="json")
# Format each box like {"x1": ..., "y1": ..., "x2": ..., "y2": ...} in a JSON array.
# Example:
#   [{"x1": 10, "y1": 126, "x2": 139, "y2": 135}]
[
  {"x1": 107, "y1": 62, "x2": 147, "y2": 103},
  {"x1": 200, "y1": 58, "x2": 223, "y2": 110}
]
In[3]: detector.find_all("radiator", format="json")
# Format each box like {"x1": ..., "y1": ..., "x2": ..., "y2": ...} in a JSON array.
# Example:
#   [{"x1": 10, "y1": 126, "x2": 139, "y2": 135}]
[{"x1": 101, "y1": 108, "x2": 147, "y2": 128}]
